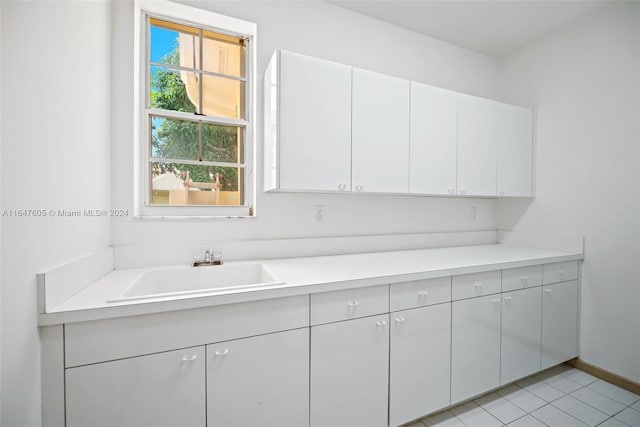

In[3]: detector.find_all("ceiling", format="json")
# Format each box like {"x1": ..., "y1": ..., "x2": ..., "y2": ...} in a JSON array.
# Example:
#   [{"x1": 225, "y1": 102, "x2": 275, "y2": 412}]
[{"x1": 327, "y1": 0, "x2": 612, "y2": 57}]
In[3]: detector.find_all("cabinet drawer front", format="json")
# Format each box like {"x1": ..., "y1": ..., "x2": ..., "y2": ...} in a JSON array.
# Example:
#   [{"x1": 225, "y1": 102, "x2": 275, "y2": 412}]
[
  {"x1": 65, "y1": 295, "x2": 309, "y2": 367},
  {"x1": 543, "y1": 261, "x2": 578, "y2": 285},
  {"x1": 390, "y1": 277, "x2": 451, "y2": 311},
  {"x1": 502, "y1": 265, "x2": 542, "y2": 292},
  {"x1": 452, "y1": 270, "x2": 501, "y2": 300},
  {"x1": 311, "y1": 285, "x2": 389, "y2": 325}
]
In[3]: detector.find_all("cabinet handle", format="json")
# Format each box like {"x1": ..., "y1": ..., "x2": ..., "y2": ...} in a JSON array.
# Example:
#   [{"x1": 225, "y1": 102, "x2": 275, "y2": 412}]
[
  {"x1": 499, "y1": 191, "x2": 505, "y2": 196},
  {"x1": 376, "y1": 320, "x2": 387, "y2": 327},
  {"x1": 559, "y1": 270, "x2": 565, "y2": 275},
  {"x1": 355, "y1": 185, "x2": 364, "y2": 192},
  {"x1": 459, "y1": 189, "x2": 466, "y2": 195},
  {"x1": 394, "y1": 316, "x2": 405, "y2": 323},
  {"x1": 474, "y1": 283, "x2": 483, "y2": 293},
  {"x1": 338, "y1": 184, "x2": 346, "y2": 191},
  {"x1": 448, "y1": 188, "x2": 454, "y2": 195},
  {"x1": 520, "y1": 275, "x2": 528, "y2": 282},
  {"x1": 347, "y1": 301, "x2": 359, "y2": 307},
  {"x1": 214, "y1": 349, "x2": 229, "y2": 356},
  {"x1": 504, "y1": 296, "x2": 513, "y2": 304},
  {"x1": 181, "y1": 354, "x2": 198, "y2": 362},
  {"x1": 417, "y1": 291, "x2": 428, "y2": 297},
  {"x1": 544, "y1": 289, "x2": 552, "y2": 294}
]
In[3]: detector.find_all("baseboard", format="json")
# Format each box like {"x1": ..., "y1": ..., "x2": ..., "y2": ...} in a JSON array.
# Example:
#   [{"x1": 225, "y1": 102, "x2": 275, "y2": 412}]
[{"x1": 567, "y1": 358, "x2": 640, "y2": 395}]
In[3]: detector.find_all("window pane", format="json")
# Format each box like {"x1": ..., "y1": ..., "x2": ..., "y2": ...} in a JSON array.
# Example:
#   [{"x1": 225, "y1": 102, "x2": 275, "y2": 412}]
[
  {"x1": 150, "y1": 66, "x2": 198, "y2": 113},
  {"x1": 151, "y1": 116, "x2": 199, "y2": 160},
  {"x1": 202, "y1": 124, "x2": 243, "y2": 163},
  {"x1": 202, "y1": 74, "x2": 245, "y2": 119},
  {"x1": 151, "y1": 162, "x2": 243, "y2": 206},
  {"x1": 202, "y1": 32, "x2": 246, "y2": 78},
  {"x1": 150, "y1": 18, "x2": 200, "y2": 69}
]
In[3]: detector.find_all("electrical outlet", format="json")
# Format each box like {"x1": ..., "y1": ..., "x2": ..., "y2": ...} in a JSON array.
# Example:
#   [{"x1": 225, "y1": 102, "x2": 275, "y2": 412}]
[{"x1": 315, "y1": 205, "x2": 324, "y2": 222}]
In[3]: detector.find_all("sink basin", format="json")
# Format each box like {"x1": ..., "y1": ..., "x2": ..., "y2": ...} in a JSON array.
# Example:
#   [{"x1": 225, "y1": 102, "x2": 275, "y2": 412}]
[{"x1": 111, "y1": 263, "x2": 284, "y2": 302}]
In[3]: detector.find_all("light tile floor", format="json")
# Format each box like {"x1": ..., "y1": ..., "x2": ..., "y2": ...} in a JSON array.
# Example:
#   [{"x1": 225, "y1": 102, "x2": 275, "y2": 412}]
[{"x1": 407, "y1": 365, "x2": 640, "y2": 427}]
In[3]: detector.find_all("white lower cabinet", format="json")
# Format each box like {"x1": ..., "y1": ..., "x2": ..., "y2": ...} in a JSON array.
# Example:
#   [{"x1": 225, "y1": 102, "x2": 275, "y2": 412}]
[
  {"x1": 65, "y1": 346, "x2": 206, "y2": 427},
  {"x1": 501, "y1": 287, "x2": 542, "y2": 384},
  {"x1": 310, "y1": 314, "x2": 389, "y2": 427},
  {"x1": 55, "y1": 261, "x2": 581, "y2": 427},
  {"x1": 541, "y1": 280, "x2": 579, "y2": 369},
  {"x1": 207, "y1": 328, "x2": 309, "y2": 427},
  {"x1": 451, "y1": 294, "x2": 502, "y2": 404},
  {"x1": 390, "y1": 303, "x2": 451, "y2": 426}
]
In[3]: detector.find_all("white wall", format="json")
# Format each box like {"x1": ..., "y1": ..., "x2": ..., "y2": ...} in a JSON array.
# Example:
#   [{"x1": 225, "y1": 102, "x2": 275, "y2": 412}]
[
  {"x1": 111, "y1": 0, "x2": 500, "y2": 253},
  {"x1": 0, "y1": 1, "x2": 112, "y2": 425},
  {"x1": 0, "y1": 1, "x2": 3, "y2": 421},
  {"x1": 497, "y1": 3, "x2": 640, "y2": 382}
]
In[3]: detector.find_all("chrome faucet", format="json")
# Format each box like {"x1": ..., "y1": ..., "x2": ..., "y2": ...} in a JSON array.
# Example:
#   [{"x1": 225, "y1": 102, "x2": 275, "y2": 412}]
[{"x1": 193, "y1": 249, "x2": 223, "y2": 267}]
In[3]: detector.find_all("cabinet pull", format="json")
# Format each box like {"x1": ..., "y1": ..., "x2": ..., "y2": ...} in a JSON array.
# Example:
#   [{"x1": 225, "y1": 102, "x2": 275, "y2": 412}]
[
  {"x1": 417, "y1": 291, "x2": 428, "y2": 297},
  {"x1": 214, "y1": 349, "x2": 229, "y2": 356},
  {"x1": 394, "y1": 317, "x2": 405, "y2": 323},
  {"x1": 474, "y1": 283, "x2": 483, "y2": 292},
  {"x1": 544, "y1": 289, "x2": 552, "y2": 294},
  {"x1": 355, "y1": 185, "x2": 363, "y2": 192},
  {"x1": 338, "y1": 184, "x2": 346, "y2": 191},
  {"x1": 347, "y1": 301, "x2": 359, "y2": 307},
  {"x1": 181, "y1": 354, "x2": 198, "y2": 362},
  {"x1": 559, "y1": 270, "x2": 565, "y2": 275},
  {"x1": 520, "y1": 276, "x2": 528, "y2": 282},
  {"x1": 376, "y1": 320, "x2": 387, "y2": 327}
]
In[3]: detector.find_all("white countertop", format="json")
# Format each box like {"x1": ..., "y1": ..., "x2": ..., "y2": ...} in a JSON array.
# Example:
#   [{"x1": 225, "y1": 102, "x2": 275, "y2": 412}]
[{"x1": 39, "y1": 244, "x2": 582, "y2": 326}]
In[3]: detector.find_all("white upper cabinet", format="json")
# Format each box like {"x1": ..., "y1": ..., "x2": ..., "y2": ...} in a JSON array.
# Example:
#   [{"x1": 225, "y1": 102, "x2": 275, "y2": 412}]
[
  {"x1": 352, "y1": 68, "x2": 410, "y2": 193},
  {"x1": 409, "y1": 82, "x2": 458, "y2": 195},
  {"x1": 265, "y1": 49, "x2": 535, "y2": 198},
  {"x1": 457, "y1": 94, "x2": 498, "y2": 196},
  {"x1": 497, "y1": 103, "x2": 533, "y2": 196},
  {"x1": 265, "y1": 50, "x2": 352, "y2": 192}
]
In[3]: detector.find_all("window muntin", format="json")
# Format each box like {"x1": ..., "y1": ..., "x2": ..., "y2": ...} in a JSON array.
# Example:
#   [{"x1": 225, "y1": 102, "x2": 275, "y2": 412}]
[{"x1": 144, "y1": 16, "x2": 251, "y2": 210}]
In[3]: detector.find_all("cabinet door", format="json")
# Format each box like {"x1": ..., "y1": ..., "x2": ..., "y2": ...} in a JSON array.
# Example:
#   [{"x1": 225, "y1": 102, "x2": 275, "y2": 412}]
[
  {"x1": 496, "y1": 103, "x2": 533, "y2": 196},
  {"x1": 451, "y1": 295, "x2": 501, "y2": 403},
  {"x1": 501, "y1": 287, "x2": 542, "y2": 384},
  {"x1": 457, "y1": 94, "x2": 498, "y2": 196},
  {"x1": 390, "y1": 304, "x2": 451, "y2": 426},
  {"x1": 279, "y1": 51, "x2": 352, "y2": 192},
  {"x1": 409, "y1": 82, "x2": 458, "y2": 195},
  {"x1": 352, "y1": 68, "x2": 410, "y2": 193},
  {"x1": 541, "y1": 280, "x2": 578, "y2": 369},
  {"x1": 311, "y1": 314, "x2": 389, "y2": 427},
  {"x1": 66, "y1": 346, "x2": 205, "y2": 427},
  {"x1": 207, "y1": 328, "x2": 309, "y2": 427}
]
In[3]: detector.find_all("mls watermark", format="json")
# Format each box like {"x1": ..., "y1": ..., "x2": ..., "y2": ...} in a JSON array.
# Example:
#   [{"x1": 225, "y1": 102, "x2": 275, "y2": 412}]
[{"x1": 1, "y1": 209, "x2": 129, "y2": 217}]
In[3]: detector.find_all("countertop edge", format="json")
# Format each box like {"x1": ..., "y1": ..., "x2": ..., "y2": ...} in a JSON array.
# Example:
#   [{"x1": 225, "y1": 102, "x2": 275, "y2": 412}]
[{"x1": 38, "y1": 248, "x2": 582, "y2": 326}]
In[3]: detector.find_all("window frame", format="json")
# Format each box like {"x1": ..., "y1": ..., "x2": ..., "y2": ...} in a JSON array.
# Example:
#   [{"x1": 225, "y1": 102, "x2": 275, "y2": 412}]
[{"x1": 133, "y1": 0, "x2": 257, "y2": 218}]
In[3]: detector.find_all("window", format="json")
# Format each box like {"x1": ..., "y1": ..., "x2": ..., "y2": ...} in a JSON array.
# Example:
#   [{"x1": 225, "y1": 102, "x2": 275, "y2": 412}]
[{"x1": 134, "y1": 1, "x2": 256, "y2": 217}]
